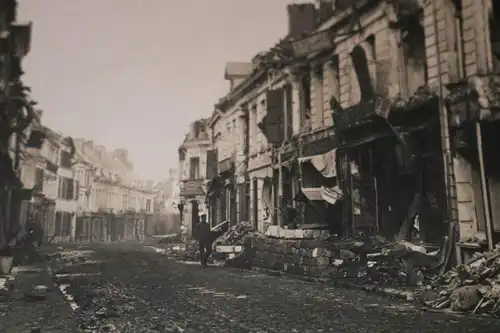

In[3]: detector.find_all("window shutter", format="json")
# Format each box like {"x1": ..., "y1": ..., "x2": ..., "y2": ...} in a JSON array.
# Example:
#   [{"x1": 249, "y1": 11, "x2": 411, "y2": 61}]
[
  {"x1": 264, "y1": 89, "x2": 285, "y2": 144},
  {"x1": 67, "y1": 179, "x2": 74, "y2": 200},
  {"x1": 58, "y1": 177, "x2": 63, "y2": 198},
  {"x1": 206, "y1": 149, "x2": 218, "y2": 179},
  {"x1": 75, "y1": 181, "x2": 80, "y2": 200},
  {"x1": 285, "y1": 84, "x2": 293, "y2": 139}
]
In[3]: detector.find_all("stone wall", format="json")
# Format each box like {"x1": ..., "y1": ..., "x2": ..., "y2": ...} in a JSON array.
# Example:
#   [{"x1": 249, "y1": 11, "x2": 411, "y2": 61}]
[{"x1": 240, "y1": 227, "x2": 406, "y2": 287}]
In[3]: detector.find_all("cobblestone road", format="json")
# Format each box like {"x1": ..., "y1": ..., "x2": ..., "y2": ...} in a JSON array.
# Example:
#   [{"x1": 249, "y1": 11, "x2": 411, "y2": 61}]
[{"x1": 45, "y1": 244, "x2": 500, "y2": 333}]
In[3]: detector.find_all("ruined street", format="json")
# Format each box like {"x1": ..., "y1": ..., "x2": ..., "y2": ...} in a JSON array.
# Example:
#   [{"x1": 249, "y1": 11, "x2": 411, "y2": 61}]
[{"x1": 19, "y1": 244, "x2": 497, "y2": 333}]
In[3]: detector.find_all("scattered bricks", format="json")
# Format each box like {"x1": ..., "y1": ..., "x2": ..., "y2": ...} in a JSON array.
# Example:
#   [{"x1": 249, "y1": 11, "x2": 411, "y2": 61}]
[
  {"x1": 302, "y1": 257, "x2": 317, "y2": 267},
  {"x1": 316, "y1": 256, "x2": 330, "y2": 267},
  {"x1": 302, "y1": 249, "x2": 314, "y2": 258},
  {"x1": 264, "y1": 225, "x2": 281, "y2": 238},
  {"x1": 302, "y1": 230, "x2": 314, "y2": 239},
  {"x1": 284, "y1": 240, "x2": 296, "y2": 254},
  {"x1": 319, "y1": 267, "x2": 337, "y2": 278},
  {"x1": 312, "y1": 247, "x2": 334, "y2": 258},
  {"x1": 309, "y1": 267, "x2": 322, "y2": 278},
  {"x1": 450, "y1": 286, "x2": 482, "y2": 312},
  {"x1": 283, "y1": 229, "x2": 296, "y2": 239},
  {"x1": 273, "y1": 254, "x2": 285, "y2": 271},
  {"x1": 294, "y1": 229, "x2": 305, "y2": 239},
  {"x1": 290, "y1": 255, "x2": 301, "y2": 265},
  {"x1": 339, "y1": 249, "x2": 356, "y2": 260}
]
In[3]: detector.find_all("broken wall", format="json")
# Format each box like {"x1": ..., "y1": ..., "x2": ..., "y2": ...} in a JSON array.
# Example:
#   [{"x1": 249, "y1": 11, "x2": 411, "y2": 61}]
[{"x1": 424, "y1": 0, "x2": 494, "y2": 242}]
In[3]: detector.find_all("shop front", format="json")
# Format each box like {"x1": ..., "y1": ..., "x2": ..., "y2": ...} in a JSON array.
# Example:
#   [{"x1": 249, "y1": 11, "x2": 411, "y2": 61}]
[{"x1": 332, "y1": 91, "x2": 446, "y2": 243}]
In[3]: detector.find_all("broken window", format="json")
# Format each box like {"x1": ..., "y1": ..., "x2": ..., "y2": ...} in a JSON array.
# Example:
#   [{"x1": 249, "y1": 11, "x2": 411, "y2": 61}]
[
  {"x1": 490, "y1": 0, "x2": 500, "y2": 73},
  {"x1": 350, "y1": 43, "x2": 375, "y2": 103},
  {"x1": 205, "y1": 149, "x2": 218, "y2": 179},
  {"x1": 249, "y1": 105, "x2": 257, "y2": 154},
  {"x1": 189, "y1": 157, "x2": 200, "y2": 179},
  {"x1": 300, "y1": 73, "x2": 312, "y2": 130},
  {"x1": 313, "y1": 64, "x2": 325, "y2": 129},
  {"x1": 328, "y1": 55, "x2": 340, "y2": 102},
  {"x1": 401, "y1": 11, "x2": 427, "y2": 95},
  {"x1": 243, "y1": 112, "x2": 250, "y2": 154}
]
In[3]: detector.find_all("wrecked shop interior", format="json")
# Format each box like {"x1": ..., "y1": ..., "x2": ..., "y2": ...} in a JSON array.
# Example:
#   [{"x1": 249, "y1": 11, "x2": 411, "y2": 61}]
[{"x1": 334, "y1": 96, "x2": 447, "y2": 247}]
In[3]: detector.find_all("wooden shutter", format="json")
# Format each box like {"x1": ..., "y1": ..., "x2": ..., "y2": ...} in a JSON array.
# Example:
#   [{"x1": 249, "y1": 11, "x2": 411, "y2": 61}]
[
  {"x1": 285, "y1": 84, "x2": 293, "y2": 139},
  {"x1": 57, "y1": 177, "x2": 63, "y2": 198},
  {"x1": 75, "y1": 181, "x2": 80, "y2": 200},
  {"x1": 206, "y1": 149, "x2": 218, "y2": 179},
  {"x1": 35, "y1": 168, "x2": 44, "y2": 191},
  {"x1": 264, "y1": 88, "x2": 285, "y2": 144},
  {"x1": 55, "y1": 211, "x2": 62, "y2": 236},
  {"x1": 67, "y1": 179, "x2": 74, "y2": 200}
]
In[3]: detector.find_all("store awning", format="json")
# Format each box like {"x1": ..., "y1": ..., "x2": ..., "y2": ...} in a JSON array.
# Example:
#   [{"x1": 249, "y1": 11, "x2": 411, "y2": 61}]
[
  {"x1": 298, "y1": 149, "x2": 337, "y2": 178},
  {"x1": 298, "y1": 185, "x2": 343, "y2": 205}
]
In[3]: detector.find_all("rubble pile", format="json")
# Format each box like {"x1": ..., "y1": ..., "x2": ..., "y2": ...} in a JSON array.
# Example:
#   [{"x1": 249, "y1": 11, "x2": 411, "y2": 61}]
[
  {"x1": 419, "y1": 245, "x2": 500, "y2": 315},
  {"x1": 212, "y1": 222, "x2": 258, "y2": 267},
  {"x1": 181, "y1": 241, "x2": 200, "y2": 262},
  {"x1": 156, "y1": 233, "x2": 182, "y2": 245},
  {"x1": 246, "y1": 227, "x2": 440, "y2": 287},
  {"x1": 212, "y1": 221, "x2": 256, "y2": 248}
]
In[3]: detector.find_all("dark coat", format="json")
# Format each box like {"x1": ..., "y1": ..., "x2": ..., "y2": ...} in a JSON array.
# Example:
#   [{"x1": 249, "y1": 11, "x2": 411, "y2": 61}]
[{"x1": 194, "y1": 222, "x2": 211, "y2": 243}]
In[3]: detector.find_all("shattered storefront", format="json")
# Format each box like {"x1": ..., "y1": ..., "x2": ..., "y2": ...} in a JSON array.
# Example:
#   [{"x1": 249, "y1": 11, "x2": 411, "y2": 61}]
[
  {"x1": 296, "y1": 142, "x2": 344, "y2": 234},
  {"x1": 446, "y1": 75, "x2": 500, "y2": 252},
  {"x1": 333, "y1": 91, "x2": 447, "y2": 244},
  {"x1": 179, "y1": 179, "x2": 206, "y2": 238},
  {"x1": 206, "y1": 155, "x2": 237, "y2": 229}
]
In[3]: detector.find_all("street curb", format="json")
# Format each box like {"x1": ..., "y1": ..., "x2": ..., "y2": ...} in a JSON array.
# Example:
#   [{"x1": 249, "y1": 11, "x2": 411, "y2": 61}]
[{"x1": 250, "y1": 266, "x2": 415, "y2": 302}]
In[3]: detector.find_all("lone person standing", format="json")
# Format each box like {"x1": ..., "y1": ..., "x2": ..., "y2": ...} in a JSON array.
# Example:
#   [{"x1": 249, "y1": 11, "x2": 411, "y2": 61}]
[{"x1": 194, "y1": 213, "x2": 212, "y2": 267}]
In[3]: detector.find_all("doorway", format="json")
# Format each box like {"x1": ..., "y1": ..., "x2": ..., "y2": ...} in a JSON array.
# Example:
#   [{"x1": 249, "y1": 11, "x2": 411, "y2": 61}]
[{"x1": 191, "y1": 201, "x2": 199, "y2": 234}]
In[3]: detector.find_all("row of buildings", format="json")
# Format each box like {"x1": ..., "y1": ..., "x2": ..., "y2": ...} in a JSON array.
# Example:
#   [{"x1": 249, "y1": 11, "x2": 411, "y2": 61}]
[
  {"x1": 0, "y1": 0, "x2": 156, "y2": 246},
  {"x1": 178, "y1": 0, "x2": 500, "y2": 265},
  {"x1": 17, "y1": 128, "x2": 156, "y2": 243},
  {"x1": 0, "y1": 1, "x2": 174, "y2": 249},
  {"x1": 0, "y1": 0, "x2": 38, "y2": 250}
]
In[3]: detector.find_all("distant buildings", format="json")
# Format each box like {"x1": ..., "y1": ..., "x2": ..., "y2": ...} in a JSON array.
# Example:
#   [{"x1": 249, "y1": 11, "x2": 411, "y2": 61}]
[
  {"x1": 178, "y1": 119, "x2": 212, "y2": 237},
  {"x1": 151, "y1": 168, "x2": 181, "y2": 235},
  {"x1": 18, "y1": 132, "x2": 155, "y2": 244}
]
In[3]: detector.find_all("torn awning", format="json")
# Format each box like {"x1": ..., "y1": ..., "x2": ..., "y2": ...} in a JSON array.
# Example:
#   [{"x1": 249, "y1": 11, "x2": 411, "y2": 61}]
[
  {"x1": 298, "y1": 149, "x2": 337, "y2": 178},
  {"x1": 298, "y1": 185, "x2": 343, "y2": 205}
]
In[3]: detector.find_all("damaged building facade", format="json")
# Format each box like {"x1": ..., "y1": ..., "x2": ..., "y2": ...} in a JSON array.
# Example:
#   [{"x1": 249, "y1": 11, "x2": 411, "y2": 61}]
[
  {"x1": 178, "y1": 0, "x2": 500, "y2": 267},
  {"x1": 178, "y1": 118, "x2": 212, "y2": 237},
  {"x1": 443, "y1": 0, "x2": 500, "y2": 260}
]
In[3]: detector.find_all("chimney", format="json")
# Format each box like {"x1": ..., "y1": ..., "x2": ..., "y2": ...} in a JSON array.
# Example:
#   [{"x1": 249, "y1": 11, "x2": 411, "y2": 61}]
[
  {"x1": 316, "y1": 0, "x2": 334, "y2": 23},
  {"x1": 224, "y1": 62, "x2": 253, "y2": 92},
  {"x1": 94, "y1": 145, "x2": 105, "y2": 159},
  {"x1": 287, "y1": 3, "x2": 317, "y2": 38},
  {"x1": 114, "y1": 148, "x2": 128, "y2": 161},
  {"x1": 73, "y1": 137, "x2": 84, "y2": 151},
  {"x1": 83, "y1": 140, "x2": 94, "y2": 154}
]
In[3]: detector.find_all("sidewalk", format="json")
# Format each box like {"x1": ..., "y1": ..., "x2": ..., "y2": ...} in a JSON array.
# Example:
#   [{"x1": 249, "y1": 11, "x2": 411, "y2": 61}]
[{"x1": 0, "y1": 246, "x2": 80, "y2": 333}]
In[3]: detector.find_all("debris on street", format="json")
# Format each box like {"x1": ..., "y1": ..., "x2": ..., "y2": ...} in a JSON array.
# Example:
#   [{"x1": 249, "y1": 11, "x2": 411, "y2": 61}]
[
  {"x1": 212, "y1": 222, "x2": 258, "y2": 267},
  {"x1": 418, "y1": 244, "x2": 500, "y2": 316},
  {"x1": 212, "y1": 221, "x2": 255, "y2": 248},
  {"x1": 40, "y1": 244, "x2": 500, "y2": 332},
  {"x1": 245, "y1": 229, "x2": 442, "y2": 288},
  {"x1": 155, "y1": 233, "x2": 182, "y2": 245}
]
